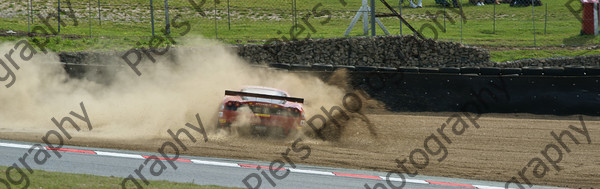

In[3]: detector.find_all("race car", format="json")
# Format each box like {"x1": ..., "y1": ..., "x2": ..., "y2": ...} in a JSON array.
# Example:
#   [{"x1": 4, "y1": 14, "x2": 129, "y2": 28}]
[{"x1": 217, "y1": 86, "x2": 306, "y2": 137}]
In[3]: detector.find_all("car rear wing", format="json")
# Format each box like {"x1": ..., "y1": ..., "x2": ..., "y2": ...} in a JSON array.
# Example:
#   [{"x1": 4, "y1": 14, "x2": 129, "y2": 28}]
[{"x1": 225, "y1": 90, "x2": 304, "y2": 103}]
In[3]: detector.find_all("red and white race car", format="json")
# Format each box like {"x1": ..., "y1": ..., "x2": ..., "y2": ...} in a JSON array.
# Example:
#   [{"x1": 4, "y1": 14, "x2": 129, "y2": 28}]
[{"x1": 217, "y1": 86, "x2": 306, "y2": 137}]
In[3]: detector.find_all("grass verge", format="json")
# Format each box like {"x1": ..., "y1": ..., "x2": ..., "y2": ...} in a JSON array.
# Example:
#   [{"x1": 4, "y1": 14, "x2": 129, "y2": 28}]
[
  {"x1": 0, "y1": 166, "x2": 240, "y2": 189},
  {"x1": 0, "y1": 0, "x2": 598, "y2": 61}
]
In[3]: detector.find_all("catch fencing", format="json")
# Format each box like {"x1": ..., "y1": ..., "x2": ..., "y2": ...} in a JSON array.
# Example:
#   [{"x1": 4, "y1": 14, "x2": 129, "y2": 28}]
[{"x1": 1, "y1": 0, "x2": 599, "y2": 47}]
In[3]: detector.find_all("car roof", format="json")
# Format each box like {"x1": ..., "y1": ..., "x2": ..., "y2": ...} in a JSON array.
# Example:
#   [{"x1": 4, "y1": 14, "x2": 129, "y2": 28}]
[
  {"x1": 235, "y1": 86, "x2": 301, "y2": 106},
  {"x1": 241, "y1": 86, "x2": 290, "y2": 96}
]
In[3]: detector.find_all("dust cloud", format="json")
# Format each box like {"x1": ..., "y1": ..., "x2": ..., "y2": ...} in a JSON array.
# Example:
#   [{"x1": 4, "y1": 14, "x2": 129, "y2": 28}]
[{"x1": 0, "y1": 38, "x2": 351, "y2": 143}]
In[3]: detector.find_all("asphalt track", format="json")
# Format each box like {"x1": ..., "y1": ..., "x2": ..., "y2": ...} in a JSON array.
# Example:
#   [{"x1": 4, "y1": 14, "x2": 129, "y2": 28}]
[{"x1": 0, "y1": 140, "x2": 563, "y2": 189}]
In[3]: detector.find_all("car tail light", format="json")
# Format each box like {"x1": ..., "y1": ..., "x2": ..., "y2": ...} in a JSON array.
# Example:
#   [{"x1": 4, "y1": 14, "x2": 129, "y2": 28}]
[
  {"x1": 288, "y1": 108, "x2": 301, "y2": 117},
  {"x1": 225, "y1": 101, "x2": 242, "y2": 110}
]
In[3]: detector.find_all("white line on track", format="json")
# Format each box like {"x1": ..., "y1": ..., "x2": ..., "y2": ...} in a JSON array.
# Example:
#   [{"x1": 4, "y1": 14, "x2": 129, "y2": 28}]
[
  {"x1": 474, "y1": 185, "x2": 512, "y2": 189},
  {"x1": 0, "y1": 141, "x2": 529, "y2": 189},
  {"x1": 288, "y1": 168, "x2": 335, "y2": 176},
  {"x1": 95, "y1": 151, "x2": 145, "y2": 159},
  {"x1": 191, "y1": 159, "x2": 240, "y2": 167},
  {"x1": 382, "y1": 176, "x2": 430, "y2": 184},
  {"x1": 0, "y1": 142, "x2": 32, "y2": 149}
]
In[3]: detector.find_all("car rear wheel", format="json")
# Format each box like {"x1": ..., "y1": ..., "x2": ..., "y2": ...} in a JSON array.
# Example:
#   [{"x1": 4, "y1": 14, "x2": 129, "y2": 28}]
[
  {"x1": 286, "y1": 128, "x2": 299, "y2": 138},
  {"x1": 265, "y1": 126, "x2": 286, "y2": 138}
]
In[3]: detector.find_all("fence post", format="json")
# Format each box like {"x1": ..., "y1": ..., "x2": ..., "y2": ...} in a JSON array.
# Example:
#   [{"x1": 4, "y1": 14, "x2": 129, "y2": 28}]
[
  {"x1": 27, "y1": 0, "x2": 31, "y2": 32},
  {"x1": 460, "y1": 0, "x2": 463, "y2": 43},
  {"x1": 294, "y1": 0, "x2": 298, "y2": 32},
  {"x1": 151, "y1": 0, "x2": 155, "y2": 37},
  {"x1": 30, "y1": 0, "x2": 34, "y2": 26},
  {"x1": 58, "y1": 0, "x2": 61, "y2": 33},
  {"x1": 296, "y1": 0, "x2": 298, "y2": 31},
  {"x1": 97, "y1": 0, "x2": 101, "y2": 25},
  {"x1": 227, "y1": 0, "x2": 231, "y2": 30},
  {"x1": 532, "y1": 0, "x2": 536, "y2": 46},
  {"x1": 544, "y1": 1, "x2": 547, "y2": 34},
  {"x1": 493, "y1": 2, "x2": 496, "y2": 34},
  {"x1": 89, "y1": 0, "x2": 92, "y2": 37},
  {"x1": 371, "y1": 0, "x2": 376, "y2": 36},
  {"x1": 399, "y1": 0, "x2": 402, "y2": 35},
  {"x1": 214, "y1": 0, "x2": 218, "y2": 39},
  {"x1": 165, "y1": 0, "x2": 170, "y2": 34},
  {"x1": 291, "y1": 0, "x2": 294, "y2": 32},
  {"x1": 443, "y1": 5, "x2": 446, "y2": 32}
]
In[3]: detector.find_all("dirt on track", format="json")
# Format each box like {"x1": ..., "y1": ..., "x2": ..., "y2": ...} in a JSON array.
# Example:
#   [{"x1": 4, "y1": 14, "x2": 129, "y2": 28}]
[
  {"x1": 1, "y1": 112, "x2": 598, "y2": 188},
  {"x1": 0, "y1": 38, "x2": 598, "y2": 188}
]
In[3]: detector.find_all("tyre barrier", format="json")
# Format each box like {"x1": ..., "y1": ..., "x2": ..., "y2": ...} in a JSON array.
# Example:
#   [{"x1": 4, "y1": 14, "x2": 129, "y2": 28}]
[
  {"x1": 63, "y1": 64, "x2": 88, "y2": 79},
  {"x1": 522, "y1": 67, "x2": 543, "y2": 75},
  {"x1": 289, "y1": 64, "x2": 312, "y2": 71},
  {"x1": 586, "y1": 67, "x2": 600, "y2": 76},
  {"x1": 419, "y1": 68, "x2": 439, "y2": 73},
  {"x1": 334, "y1": 65, "x2": 355, "y2": 71},
  {"x1": 439, "y1": 67, "x2": 461, "y2": 74},
  {"x1": 502, "y1": 68, "x2": 522, "y2": 75},
  {"x1": 354, "y1": 66, "x2": 378, "y2": 72},
  {"x1": 265, "y1": 64, "x2": 600, "y2": 77},
  {"x1": 311, "y1": 64, "x2": 334, "y2": 71},
  {"x1": 564, "y1": 66, "x2": 585, "y2": 76},
  {"x1": 352, "y1": 73, "x2": 600, "y2": 115},
  {"x1": 398, "y1": 67, "x2": 419, "y2": 73},
  {"x1": 480, "y1": 67, "x2": 501, "y2": 75},
  {"x1": 543, "y1": 67, "x2": 564, "y2": 76},
  {"x1": 377, "y1": 67, "x2": 398, "y2": 72},
  {"x1": 60, "y1": 63, "x2": 600, "y2": 115},
  {"x1": 58, "y1": 63, "x2": 600, "y2": 77},
  {"x1": 460, "y1": 67, "x2": 480, "y2": 75},
  {"x1": 268, "y1": 63, "x2": 290, "y2": 70}
]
